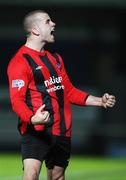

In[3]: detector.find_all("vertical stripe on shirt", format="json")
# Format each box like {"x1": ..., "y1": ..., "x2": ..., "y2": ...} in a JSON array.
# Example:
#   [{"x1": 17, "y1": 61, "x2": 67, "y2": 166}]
[
  {"x1": 40, "y1": 55, "x2": 66, "y2": 136},
  {"x1": 23, "y1": 54, "x2": 54, "y2": 131}
]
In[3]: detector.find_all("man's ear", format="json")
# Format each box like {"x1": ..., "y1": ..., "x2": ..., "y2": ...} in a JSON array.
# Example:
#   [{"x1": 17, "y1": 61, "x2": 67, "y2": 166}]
[{"x1": 31, "y1": 27, "x2": 40, "y2": 36}]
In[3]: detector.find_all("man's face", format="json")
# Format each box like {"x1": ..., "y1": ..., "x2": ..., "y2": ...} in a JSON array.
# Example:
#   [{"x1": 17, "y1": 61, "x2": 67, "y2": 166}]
[{"x1": 33, "y1": 13, "x2": 56, "y2": 43}]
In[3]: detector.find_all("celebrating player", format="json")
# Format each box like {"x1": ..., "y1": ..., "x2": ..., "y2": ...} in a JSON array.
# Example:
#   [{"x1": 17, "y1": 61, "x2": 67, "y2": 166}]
[{"x1": 7, "y1": 10, "x2": 116, "y2": 180}]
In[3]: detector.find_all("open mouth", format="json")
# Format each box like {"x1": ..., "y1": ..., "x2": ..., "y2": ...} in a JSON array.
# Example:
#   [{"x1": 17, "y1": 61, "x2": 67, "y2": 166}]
[{"x1": 50, "y1": 29, "x2": 55, "y2": 35}]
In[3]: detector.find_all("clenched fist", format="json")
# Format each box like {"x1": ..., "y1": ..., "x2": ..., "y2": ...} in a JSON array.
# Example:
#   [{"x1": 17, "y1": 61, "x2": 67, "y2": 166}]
[
  {"x1": 31, "y1": 104, "x2": 50, "y2": 125},
  {"x1": 102, "y1": 93, "x2": 116, "y2": 108}
]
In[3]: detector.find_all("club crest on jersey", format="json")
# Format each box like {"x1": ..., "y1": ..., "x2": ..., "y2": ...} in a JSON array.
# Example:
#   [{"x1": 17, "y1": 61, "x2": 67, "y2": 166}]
[
  {"x1": 56, "y1": 62, "x2": 61, "y2": 70},
  {"x1": 12, "y1": 79, "x2": 25, "y2": 90}
]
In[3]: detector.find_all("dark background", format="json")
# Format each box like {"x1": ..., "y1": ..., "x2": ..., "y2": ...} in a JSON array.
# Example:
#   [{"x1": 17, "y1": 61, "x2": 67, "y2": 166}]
[{"x1": 0, "y1": 0, "x2": 126, "y2": 156}]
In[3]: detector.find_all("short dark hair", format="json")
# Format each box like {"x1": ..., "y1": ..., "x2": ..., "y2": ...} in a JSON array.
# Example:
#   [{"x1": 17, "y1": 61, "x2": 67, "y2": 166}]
[{"x1": 23, "y1": 10, "x2": 46, "y2": 35}]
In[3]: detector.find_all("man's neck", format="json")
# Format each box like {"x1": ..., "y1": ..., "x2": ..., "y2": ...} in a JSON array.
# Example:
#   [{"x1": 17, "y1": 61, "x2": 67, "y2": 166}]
[{"x1": 25, "y1": 38, "x2": 45, "y2": 52}]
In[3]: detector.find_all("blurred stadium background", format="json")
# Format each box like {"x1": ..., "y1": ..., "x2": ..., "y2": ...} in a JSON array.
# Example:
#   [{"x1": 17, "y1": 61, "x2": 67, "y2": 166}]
[{"x1": 0, "y1": 0, "x2": 126, "y2": 179}]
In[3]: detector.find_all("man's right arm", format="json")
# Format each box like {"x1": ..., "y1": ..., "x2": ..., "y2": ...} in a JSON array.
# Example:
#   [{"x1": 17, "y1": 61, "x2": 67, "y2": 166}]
[{"x1": 7, "y1": 57, "x2": 50, "y2": 125}]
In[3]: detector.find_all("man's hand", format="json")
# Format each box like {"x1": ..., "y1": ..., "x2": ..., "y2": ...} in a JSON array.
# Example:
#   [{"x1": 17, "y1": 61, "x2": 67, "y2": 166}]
[
  {"x1": 102, "y1": 93, "x2": 116, "y2": 108},
  {"x1": 31, "y1": 104, "x2": 50, "y2": 125}
]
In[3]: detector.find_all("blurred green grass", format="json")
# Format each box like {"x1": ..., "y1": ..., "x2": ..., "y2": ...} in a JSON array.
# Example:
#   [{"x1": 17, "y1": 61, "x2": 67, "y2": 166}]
[{"x1": 0, "y1": 153, "x2": 126, "y2": 180}]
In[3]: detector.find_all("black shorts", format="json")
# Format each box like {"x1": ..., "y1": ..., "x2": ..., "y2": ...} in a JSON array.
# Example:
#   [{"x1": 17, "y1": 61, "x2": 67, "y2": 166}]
[{"x1": 21, "y1": 130, "x2": 71, "y2": 169}]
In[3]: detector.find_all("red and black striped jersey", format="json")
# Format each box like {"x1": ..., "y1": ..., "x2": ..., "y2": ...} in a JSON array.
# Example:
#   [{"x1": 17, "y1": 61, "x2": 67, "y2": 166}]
[{"x1": 7, "y1": 45, "x2": 88, "y2": 137}]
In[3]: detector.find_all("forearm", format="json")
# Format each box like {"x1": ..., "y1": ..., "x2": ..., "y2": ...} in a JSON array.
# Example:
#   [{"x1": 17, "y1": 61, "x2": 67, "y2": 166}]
[
  {"x1": 85, "y1": 95, "x2": 103, "y2": 107},
  {"x1": 67, "y1": 86, "x2": 89, "y2": 105},
  {"x1": 11, "y1": 98, "x2": 34, "y2": 123}
]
